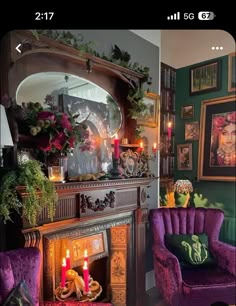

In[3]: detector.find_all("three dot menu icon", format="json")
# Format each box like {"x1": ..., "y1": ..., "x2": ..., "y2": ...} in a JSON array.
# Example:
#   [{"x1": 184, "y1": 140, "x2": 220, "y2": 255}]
[{"x1": 167, "y1": 12, "x2": 180, "y2": 20}]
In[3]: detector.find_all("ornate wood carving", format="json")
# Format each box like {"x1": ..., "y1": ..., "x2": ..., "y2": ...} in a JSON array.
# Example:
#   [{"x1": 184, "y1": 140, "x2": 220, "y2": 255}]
[{"x1": 80, "y1": 191, "x2": 115, "y2": 213}]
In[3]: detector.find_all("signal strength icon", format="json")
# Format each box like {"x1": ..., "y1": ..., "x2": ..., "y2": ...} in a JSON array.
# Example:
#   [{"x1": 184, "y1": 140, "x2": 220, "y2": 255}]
[{"x1": 167, "y1": 12, "x2": 180, "y2": 20}]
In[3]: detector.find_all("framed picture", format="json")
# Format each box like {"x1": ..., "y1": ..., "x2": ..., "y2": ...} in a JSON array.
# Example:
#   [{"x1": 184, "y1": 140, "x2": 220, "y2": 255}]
[
  {"x1": 177, "y1": 143, "x2": 192, "y2": 171},
  {"x1": 198, "y1": 95, "x2": 236, "y2": 181},
  {"x1": 181, "y1": 105, "x2": 194, "y2": 119},
  {"x1": 190, "y1": 60, "x2": 220, "y2": 95},
  {"x1": 185, "y1": 121, "x2": 199, "y2": 141},
  {"x1": 137, "y1": 92, "x2": 159, "y2": 127},
  {"x1": 228, "y1": 52, "x2": 236, "y2": 92}
]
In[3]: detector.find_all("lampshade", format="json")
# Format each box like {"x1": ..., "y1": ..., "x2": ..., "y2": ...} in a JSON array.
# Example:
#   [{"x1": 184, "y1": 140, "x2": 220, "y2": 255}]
[
  {"x1": 174, "y1": 179, "x2": 193, "y2": 194},
  {"x1": 0, "y1": 104, "x2": 13, "y2": 147}
]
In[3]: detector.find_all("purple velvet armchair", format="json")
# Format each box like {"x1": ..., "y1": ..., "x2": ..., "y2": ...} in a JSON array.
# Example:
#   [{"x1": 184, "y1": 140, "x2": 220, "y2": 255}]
[
  {"x1": 149, "y1": 208, "x2": 236, "y2": 306},
  {"x1": 0, "y1": 247, "x2": 41, "y2": 305}
]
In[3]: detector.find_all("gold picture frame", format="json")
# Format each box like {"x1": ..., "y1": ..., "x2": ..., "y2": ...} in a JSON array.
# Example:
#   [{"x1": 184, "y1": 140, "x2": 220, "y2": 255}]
[
  {"x1": 198, "y1": 95, "x2": 236, "y2": 181},
  {"x1": 137, "y1": 92, "x2": 159, "y2": 127},
  {"x1": 177, "y1": 143, "x2": 192, "y2": 171},
  {"x1": 190, "y1": 60, "x2": 220, "y2": 95},
  {"x1": 181, "y1": 105, "x2": 194, "y2": 119},
  {"x1": 228, "y1": 52, "x2": 236, "y2": 92},
  {"x1": 185, "y1": 121, "x2": 199, "y2": 141}
]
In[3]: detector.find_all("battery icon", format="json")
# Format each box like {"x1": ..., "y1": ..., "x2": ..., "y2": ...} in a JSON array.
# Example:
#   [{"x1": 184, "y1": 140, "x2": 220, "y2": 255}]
[{"x1": 198, "y1": 11, "x2": 215, "y2": 20}]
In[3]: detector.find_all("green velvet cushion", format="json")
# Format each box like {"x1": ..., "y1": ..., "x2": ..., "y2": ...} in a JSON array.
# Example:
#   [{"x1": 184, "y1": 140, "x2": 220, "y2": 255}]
[
  {"x1": 165, "y1": 233, "x2": 216, "y2": 266},
  {"x1": 2, "y1": 280, "x2": 34, "y2": 306}
]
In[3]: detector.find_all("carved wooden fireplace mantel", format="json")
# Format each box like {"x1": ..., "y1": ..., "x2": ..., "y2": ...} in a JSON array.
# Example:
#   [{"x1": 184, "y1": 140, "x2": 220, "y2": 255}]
[{"x1": 19, "y1": 177, "x2": 154, "y2": 306}]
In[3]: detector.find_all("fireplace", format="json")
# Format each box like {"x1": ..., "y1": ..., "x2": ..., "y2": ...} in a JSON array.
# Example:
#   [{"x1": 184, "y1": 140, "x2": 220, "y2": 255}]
[
  {"x1": 43, "y1": 220, "x2": 131, "y2": 304},
  {"x1": 19, "y1": 177, "x2": 153, "y2": 306}
]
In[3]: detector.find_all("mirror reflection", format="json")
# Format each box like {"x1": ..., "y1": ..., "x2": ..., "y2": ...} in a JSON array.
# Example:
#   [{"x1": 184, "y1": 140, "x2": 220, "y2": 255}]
[{"x1": 16, "y1": 72, "x2": 123, "y2": 176}]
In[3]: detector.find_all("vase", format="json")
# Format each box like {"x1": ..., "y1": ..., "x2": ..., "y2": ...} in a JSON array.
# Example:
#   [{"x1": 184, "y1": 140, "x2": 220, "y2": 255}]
[{"x1": 59, "y1": 156, "x2": 68, "y2": 180}]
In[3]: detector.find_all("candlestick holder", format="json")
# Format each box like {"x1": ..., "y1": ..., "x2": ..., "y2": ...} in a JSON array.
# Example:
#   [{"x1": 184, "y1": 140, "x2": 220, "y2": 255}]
[
  {"x1": 109, "y1": 158, "x2": 122, "y2": 179},
  {"x1": 55, "y1": 269, "x2": 102, "y2": 302}
]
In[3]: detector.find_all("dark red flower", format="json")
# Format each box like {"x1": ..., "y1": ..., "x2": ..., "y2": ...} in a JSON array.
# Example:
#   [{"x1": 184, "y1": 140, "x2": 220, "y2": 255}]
[
  {"x1": 60, "y1": 113, "x2": 72, "y2": 131},
  {"x1": 37, "y1": 111, "x2": 55, "y2": 122}
]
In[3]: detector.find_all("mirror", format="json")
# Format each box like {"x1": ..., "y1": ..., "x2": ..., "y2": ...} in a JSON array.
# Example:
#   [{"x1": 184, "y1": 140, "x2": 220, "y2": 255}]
[
  {"x1": 16, "y1": 72, "x2": 123, "y2": 175},
  {"x1": 16, "y1": 72, "x2": 122, "y2": 138}
]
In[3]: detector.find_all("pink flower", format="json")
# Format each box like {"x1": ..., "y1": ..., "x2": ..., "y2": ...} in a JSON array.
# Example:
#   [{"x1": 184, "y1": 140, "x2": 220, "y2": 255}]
[
  {"x1": 213, "y1": 116, "x2": 225, "y2": 129},
  {"x1": 226, "y1": 111, "x2": 236, "y2": 123},
  {"x1": 60, "y1": 113, "x2": 72, "y2": 131},
  {"x1": 51, "y1": 132, "x2": 66, "y2": 150}
]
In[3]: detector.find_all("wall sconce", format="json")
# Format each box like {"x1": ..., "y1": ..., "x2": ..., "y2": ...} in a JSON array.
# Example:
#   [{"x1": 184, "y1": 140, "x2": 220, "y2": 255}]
[
  {"x1": 0, "y1": 104, "x2": 13, "y2": 167},
  {"x1": 86, "y1": 59, "x2": 93, "y2": 73}
]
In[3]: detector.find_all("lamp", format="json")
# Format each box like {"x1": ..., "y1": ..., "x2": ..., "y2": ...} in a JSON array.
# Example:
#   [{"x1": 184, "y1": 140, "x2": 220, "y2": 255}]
[
  {"x1": 174, "y1": 179, "x2": 193, "y2": 208},
  {"x1": 0, "y1": 104, "x2": 13, "y2": 167}
]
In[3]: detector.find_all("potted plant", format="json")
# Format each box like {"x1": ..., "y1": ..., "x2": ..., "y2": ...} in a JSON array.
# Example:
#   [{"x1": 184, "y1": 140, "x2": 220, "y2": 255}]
[{"x1": 0, "y1": 159, "x2": 58, "y2": 227}]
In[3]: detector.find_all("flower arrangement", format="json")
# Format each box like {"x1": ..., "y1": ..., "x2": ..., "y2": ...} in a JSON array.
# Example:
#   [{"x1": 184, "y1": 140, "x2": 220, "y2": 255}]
[
  {"x1": 20, "y1": 95, "x2": 91, "y2": 157},
  {"x1": 212, "y1": 111, "x2": 236, "y2": 135}
]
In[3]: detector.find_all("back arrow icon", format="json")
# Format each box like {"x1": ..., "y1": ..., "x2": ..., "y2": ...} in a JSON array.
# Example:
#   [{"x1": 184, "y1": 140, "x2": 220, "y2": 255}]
[{"x1": 16, "y1": 44, "x2": 22, "y2": 53}]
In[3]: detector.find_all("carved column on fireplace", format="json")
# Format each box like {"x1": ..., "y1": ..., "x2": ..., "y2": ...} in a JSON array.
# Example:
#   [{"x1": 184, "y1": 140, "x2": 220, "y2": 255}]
[{"x1": 17, "y1": 178, "x2": 154, "y2": 306}]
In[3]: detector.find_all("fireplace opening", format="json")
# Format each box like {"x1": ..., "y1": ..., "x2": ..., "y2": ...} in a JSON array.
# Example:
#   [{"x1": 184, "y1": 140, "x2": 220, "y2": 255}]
[{"x1": 43, "y1": 221, "x2": 130, "y2": 305}]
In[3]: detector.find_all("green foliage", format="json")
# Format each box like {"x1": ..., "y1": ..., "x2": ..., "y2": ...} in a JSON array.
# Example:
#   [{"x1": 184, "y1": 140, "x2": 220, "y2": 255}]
[
  {"x1": 0, "y1": 160, "x2": 58, "y2": 226},
  {"x1": 32, "y1": 30, "x2": 150, "y2": 78},
  {"x1": 127, "y1": 86, "x2": 147, "y2": 119}
]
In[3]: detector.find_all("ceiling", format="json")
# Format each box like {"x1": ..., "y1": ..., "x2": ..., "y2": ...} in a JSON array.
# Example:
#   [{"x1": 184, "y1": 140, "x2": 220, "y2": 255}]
[{"x1": 130, "y1": 30, "x2": 235, "y2": 68}]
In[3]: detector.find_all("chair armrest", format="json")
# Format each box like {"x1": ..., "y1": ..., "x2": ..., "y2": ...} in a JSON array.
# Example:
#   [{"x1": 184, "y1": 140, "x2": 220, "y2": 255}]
[
  {"x1": 210, "y1": 240, "x2": 236, "y2": 276},
  {"x1": 152, "y1": 245, "x2": 182, "y2": 305}
]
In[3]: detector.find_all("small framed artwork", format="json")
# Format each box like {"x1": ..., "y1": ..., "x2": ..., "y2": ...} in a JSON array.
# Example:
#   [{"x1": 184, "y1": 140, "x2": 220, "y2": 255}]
[
  {"x1": 177, "y1": 143, "x2": 192, "y2": 171},
  {"x1": 198, "y1": 95, "x2": 236, "y2": 181},
  {"x1": 190, "y1": 60, "x2": 220, "y2": 95},
  {"x1": 137, "y1": 92, "x2": 159, "y2": 127},
  {"x1": 185, "y1": 121, "x2": 199, "y2": 141},
  {"x1": 181, "y1": 105, "x2": 194, "y2": 119},
  {"x1": 228, "y1": 52, "x2": 236, "y2": 92}
]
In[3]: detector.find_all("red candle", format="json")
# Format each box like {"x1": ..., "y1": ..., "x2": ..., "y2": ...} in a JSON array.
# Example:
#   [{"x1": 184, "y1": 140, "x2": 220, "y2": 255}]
[
  {"x1": 167, "y1": 122, "x2": 172, "y2": 140},
  {"x1": 114, "y1": 134, "x2": 120, "y2": 159},
  {"x1": 152, "y1": 142, "x2": 157, "y2": 153},
  {"x1": 66, "y1": 249, "x2": 71, "y2": 270},
  {"x1": 61, "y1": 257, "x2": 66, "y2": 288},
  {"x1": 84, "y1": 249, "x2": 88, "y2": 263},
  {"x1": 83, "y1": 261, "x2": 90, "y2": 293}
]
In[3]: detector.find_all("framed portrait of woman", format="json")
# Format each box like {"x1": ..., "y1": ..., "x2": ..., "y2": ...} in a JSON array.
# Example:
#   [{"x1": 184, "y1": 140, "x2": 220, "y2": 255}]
[{"x1": 198, "y1": 95, "x2": 236, "y2": 181}]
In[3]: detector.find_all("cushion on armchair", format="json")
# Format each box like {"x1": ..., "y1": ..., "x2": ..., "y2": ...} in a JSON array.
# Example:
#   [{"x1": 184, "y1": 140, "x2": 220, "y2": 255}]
[
  {"x1": 2, "y1": 280, "x2": 34, "y2": 306},
  {"x1": 165, "y1": 233, "x2": 216, "y2": 266}
]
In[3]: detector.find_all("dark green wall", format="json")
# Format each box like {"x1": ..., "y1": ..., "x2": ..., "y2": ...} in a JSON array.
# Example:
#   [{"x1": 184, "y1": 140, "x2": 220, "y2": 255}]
[{"x1": 175, "y1": 55, "x2": 236, "y2": 245}]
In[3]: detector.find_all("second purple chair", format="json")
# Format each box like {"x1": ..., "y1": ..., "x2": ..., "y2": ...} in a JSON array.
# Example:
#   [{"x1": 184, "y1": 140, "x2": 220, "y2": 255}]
[{"x1": 149, "y1": 207, "x2": 236, "y2": 306}]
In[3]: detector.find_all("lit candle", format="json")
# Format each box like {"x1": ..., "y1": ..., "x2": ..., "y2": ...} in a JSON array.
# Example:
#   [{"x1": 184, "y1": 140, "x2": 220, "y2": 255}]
[
  {"x1": 152, "y1": 142, "x2": 157, "y2": 153},
  {"x1": 61, "y1": 257, "x2": 66, "y2": 288},
  {"x1": 83, "y1": 261, "x2": 90, "y2": 293},
  {"x1": 140, "y1": 141, "x2": 144, "y2": 152},
  {"x1": 84, "y1": 249, "x2": 88, "y2": 262},
  {"x1": 66, "y1": 249, "x2": 71, "y2": 270},
  {"x1": 114, "y1": 134, "x2": 120, "y2": 159},
  {"x1": 167, "y1": 122, "x2": 172, "y2": 140}
]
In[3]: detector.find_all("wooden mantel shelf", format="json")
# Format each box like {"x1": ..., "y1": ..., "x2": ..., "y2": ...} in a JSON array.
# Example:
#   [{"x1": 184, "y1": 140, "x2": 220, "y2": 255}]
[
  {"x1": 54, "y1": 176, "x2": 155, "y2": 195},
  {"x1": 10, "y1": 30, "x2": 146, "y2": 85}
]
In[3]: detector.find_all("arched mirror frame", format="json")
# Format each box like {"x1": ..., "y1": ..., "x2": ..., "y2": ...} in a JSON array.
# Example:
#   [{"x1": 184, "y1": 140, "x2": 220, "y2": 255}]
[{"x1": 1, "y1": 30, "x2": 145, "y2": 148}]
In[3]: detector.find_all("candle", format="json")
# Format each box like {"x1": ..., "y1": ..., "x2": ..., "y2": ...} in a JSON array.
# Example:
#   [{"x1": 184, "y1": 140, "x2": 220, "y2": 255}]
[
  {"x1": 66, "y1": 249, "x2": 71, "y2": 270},
  {"x1": 140, "y1": 141, "x2": 144, "y2": 152},
  {"x1": 84, "y1": 249, "x2": 88, "y2": 262},
  {"x1": 61, "y1": 257, "x2": 66, "y2": 288},
  {"x1": 83, "y1": 261, "x2": 90, "y2": 293},
  {"x1": 114, "y1": 134, "x2": 120, "y2": 159},
  {"x1": 167, "y1": 122, "x2": 172, "y2": 140},
  {"x1": 152, "y1": 142, "x2": 157, "y2": 153}
]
